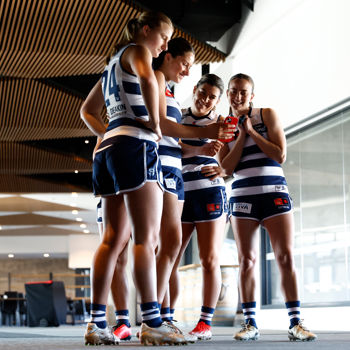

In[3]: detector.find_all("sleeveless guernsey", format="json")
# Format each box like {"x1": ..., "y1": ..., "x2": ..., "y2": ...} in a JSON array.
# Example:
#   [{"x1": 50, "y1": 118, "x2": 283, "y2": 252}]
[
  {"x1": 181, "y1": 108, "x2": 225, "y2": 192},
  {"x1": 158, "y1": 83, "x2": 182, "y2": 173},
  {"x1": 228, "y1": 108, "x2": 288, "y2": 197},
  {"x1": 98, "y1": 44, "x2": 158, "y2": 153}
]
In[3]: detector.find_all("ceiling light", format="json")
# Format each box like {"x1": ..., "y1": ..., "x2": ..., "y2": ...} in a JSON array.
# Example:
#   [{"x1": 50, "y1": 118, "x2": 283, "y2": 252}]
[
  {"x1": 71, "y1": 192, "x2": 78, "y2": 197},
  {"x1": 83, "y1": 229, "x2": 90, "y2": 234},
  {"x1": 74, "y1": 170, "x2": 79, "y2": 174},
  {"x1": 43, "y1": 253, "x2": 50, "y2": 258},
  {"x1": 76, "y1": 217, "x2": 83, "y2": 222},
  {"x1": 80, "y1": 224, "x2": 87, "y2": 228},
  {"x1": 8, "y1": 254, "x2": 14, "y2": 258},
  {"x1": 72, "y1": 210, "x2": 78, "y2": 215},
  {"x1": 85, "y1": 139, "x2": 89, "y2": 144}
]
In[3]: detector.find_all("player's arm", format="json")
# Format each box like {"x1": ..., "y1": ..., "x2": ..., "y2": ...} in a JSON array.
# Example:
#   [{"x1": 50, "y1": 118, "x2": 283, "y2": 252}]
[{"x1": 80, "y1": 79, "x2": 106, "y2": 138}]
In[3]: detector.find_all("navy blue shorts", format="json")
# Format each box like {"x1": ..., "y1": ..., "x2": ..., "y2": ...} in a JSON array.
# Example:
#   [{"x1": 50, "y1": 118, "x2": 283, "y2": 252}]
[
  {"x1": 229, "y1": 192, "x2": 292, "y2": 222},
  {"x1": 93, "y1": 136, "x2": 163, "y2": 196},
  {"x1": 181, "y1": 187, "x2": 228, "y2": 223},
  {"x1": 162, "y1": 166, "x2": 184, "y2": 201}
]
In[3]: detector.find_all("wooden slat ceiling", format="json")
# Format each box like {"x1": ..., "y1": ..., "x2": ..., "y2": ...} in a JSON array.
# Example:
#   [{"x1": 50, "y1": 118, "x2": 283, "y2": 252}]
[
  {"x1": 0, "y1": 78, "x2": 91, "y2": 142},
  {"x1": 0, "y1": 0, "x2": 226, "y2": 79},
  {"x1": 1, "y1": 142, "x2": 91, "y2": 175},
  {"x1": 0, "y1": 0, "x2": 227, "y2": 193}
]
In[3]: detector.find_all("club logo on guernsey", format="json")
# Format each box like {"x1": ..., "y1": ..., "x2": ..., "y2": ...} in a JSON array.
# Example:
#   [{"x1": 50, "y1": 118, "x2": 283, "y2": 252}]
[
  {"x1": 275, "y1": 185, "x2": 286, "y2": 191},
  {"x1": 165, "y1": 88, "x2": 174, "y2": 98},
  {"x1": 233, "y1": 202, "x2": 252, "y2": 214},
  {"x1": 254, "y1": 123, "x2": 267, "y2": 134}
]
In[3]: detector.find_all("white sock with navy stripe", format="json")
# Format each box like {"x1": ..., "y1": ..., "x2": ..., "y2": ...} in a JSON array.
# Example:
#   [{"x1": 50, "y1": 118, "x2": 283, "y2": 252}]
[
  {"x1": 90, "y1": 303, "x2": 107, "y2": 329},
  {"x1": 170, "y1": 308, "x2": 175, "y2": 321},
  {"x1": 115, "y1": 309, "x2": 130, "y2": 327},
  {"x1": 285, "y1": 300, "x2": 301, "y2": 328},
  {"x1": 141, "y1": 302, "x2": 162, "y2": 328},
  {"x1": 242, "y1": 301, "x2": 257, "y2": 328},
  {"x1": 199, "y1": 306, "x2": 215, "y2": 326},
  {"x1": 160, "y1": 307, "x2": 172, "y2": 322}
]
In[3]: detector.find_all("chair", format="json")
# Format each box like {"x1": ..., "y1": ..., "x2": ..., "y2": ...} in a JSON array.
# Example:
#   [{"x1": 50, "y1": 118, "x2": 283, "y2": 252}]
[
  {"x1": 66, "y1": 299, "x2": 74, "y2": 325},
  {"x1": 74, "y1": 299, "x2": 88, "y2": 323},
  {"x1": 85, "y1": 300, "x2": 90, "y2": 315},
  {"x1": 1, "y1": 291, "x2": 20, "y2": 326},
  {"x1": 17, "y1": 292, "x2": 27, "y2": 326},
  {"x1": 0, "y1": 294, "x2": 3, "y2": 326},
  {"x1": 66, "y1": 299, "x2": 88, "y2": 325}
]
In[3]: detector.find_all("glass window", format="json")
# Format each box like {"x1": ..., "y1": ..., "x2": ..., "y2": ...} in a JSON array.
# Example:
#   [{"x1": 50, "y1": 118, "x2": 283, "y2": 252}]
[{"x1": 262, "y1": 105, "x2": 350, "y2": 306}]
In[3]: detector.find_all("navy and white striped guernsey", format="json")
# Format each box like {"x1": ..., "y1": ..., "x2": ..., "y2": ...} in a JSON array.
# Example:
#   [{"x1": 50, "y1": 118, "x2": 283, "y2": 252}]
[
  {"x1": 228, "y1": 107, "x2": 288, "y2": 197},
  {"x1": 158, "y1": 83, "x2": 182, "y2": 173},
  {"x1": 181, "y1": 108, "x2": 225, "y2": 192},
  {"x1": 97, "y1": 44, "x2": 158, "y2": 153}
]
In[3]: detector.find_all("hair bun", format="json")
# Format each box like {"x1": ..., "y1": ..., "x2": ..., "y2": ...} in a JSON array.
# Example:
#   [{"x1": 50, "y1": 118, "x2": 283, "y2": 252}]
[{"x1": 129, "y1": 17, "x2": 139, "y2": 25}]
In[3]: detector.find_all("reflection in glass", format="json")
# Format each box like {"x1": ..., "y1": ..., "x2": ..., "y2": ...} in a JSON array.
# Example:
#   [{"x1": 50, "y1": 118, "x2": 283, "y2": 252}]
[{"x1": 264, "y1": 108, "x2": 350, "y2": 305}]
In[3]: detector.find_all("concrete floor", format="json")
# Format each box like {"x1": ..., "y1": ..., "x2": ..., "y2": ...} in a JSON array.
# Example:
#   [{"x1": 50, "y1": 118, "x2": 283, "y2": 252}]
[{"x1": 0, "y1": 325, "x2": 348, "y2": 350}]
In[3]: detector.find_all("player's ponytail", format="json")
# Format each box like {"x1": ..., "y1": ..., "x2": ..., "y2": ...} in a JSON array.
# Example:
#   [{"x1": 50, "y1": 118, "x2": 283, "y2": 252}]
[{"x1": 106, "y1": 11, "x2": 173, "y2": 64}]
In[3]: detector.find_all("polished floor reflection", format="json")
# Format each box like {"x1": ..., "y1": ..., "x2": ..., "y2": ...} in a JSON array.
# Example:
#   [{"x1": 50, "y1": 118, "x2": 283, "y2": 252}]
[{"x1": 0, "y1": 325, "x2": 349, "y2": 350}]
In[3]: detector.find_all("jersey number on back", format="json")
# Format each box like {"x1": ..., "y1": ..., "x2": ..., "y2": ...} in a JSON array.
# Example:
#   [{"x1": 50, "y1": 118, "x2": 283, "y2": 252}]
[{"x1": 102, "y1": 63, "x2": 120, "y2": 107}]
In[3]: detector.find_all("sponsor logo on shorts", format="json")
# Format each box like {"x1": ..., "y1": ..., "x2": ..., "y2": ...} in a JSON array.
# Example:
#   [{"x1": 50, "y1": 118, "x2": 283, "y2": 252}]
[
  {"x1": 207, "y1": 203, "x2": 221, "y2": 213},
  {"x1": 274, "y1": 197, "x2": 289, "y2": 208},
  {"x1": 233, "y1": 202, "x2": 252, "y2": 213},
  {"x1": 164, "y1": 178, "x2": 176, "y2": 190}
]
